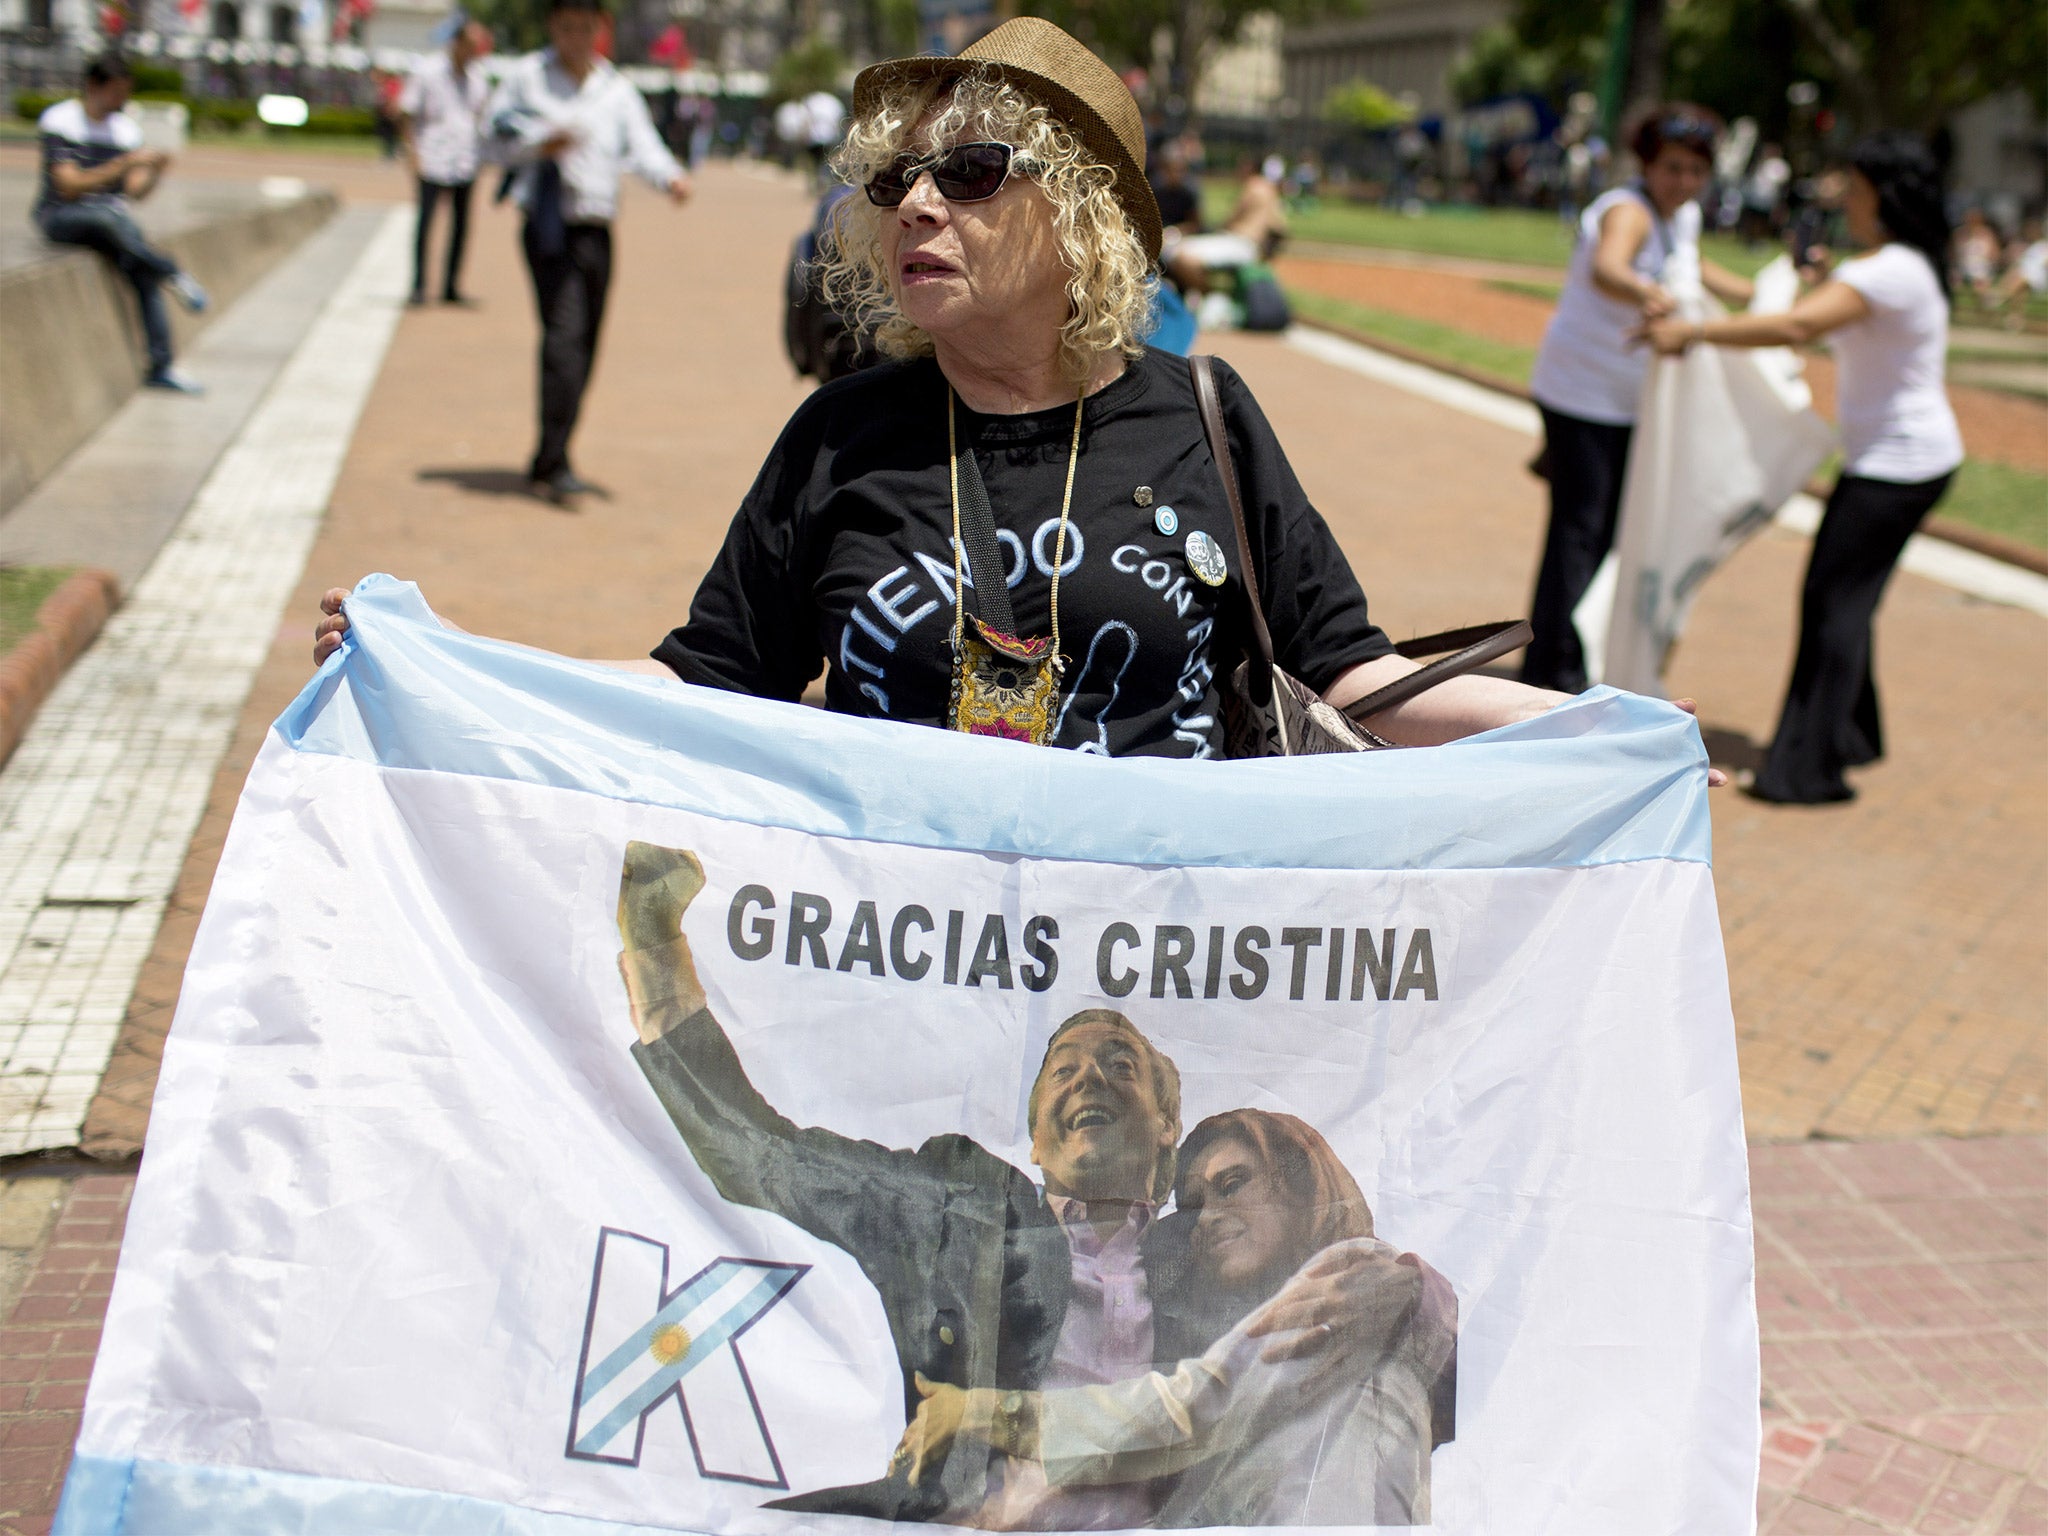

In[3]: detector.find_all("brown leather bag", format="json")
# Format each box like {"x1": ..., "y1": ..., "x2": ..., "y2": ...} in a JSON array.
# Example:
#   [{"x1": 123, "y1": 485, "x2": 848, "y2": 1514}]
[{"x1": 1188, "y1": 354, "x2": 1532, "y2": 759}]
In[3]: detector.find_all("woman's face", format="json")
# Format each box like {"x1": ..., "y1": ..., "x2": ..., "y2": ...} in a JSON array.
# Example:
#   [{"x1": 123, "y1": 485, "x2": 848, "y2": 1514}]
[
  {"x1": 1641, "y1": 143, "x2": 1711, "y2": 217},
  {"x1": 1186, "y1": 1136, "x2": 1310, "y2": 1290},
  {"x1": 1843, "y1": 169, "x2": 1883, "y2": 247},
  {"x1": 883, "y1": 106, "x2": 1071, "y2": 351}
]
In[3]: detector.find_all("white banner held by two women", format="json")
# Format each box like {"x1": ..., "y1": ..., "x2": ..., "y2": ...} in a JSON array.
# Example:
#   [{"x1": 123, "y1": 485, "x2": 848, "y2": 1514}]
[
  {"x1": 1576, "y1": 256, "x2": 1835, "y2": 694},
  {"x1": 57, "y1": 578, "x2": 1759, "y2": 1536}
]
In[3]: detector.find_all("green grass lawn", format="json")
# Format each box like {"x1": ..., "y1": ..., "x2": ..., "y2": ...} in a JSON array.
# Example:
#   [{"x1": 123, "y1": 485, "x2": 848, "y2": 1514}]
[
  {"x1": 1485, "y1": 276, "x2": 1564, "y2": 303},
  {"x1": 1939, "y1": 459, "x2": 2048, "y2": 549},
  {"x1": 0, "y1": 565, "x2": 73, "y2": 661},
  {"x1": 1205, "y1": 182, "x2": 1771, "y2": 275},
  {"x1": 1289, "y1": 288, "x2": 1539, "y2": 384}
]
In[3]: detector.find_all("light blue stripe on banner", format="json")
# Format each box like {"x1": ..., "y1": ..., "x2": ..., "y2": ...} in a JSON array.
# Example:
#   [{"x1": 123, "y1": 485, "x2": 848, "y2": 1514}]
[
  {"x1": 574, "y1": 1272, "x2": 799, "y2": 1456},
  {"x1": 278, "y1": 576, "x2": 1712, "y2": 871},
  {"x1": 56, "y1": 1454, "x2": 707, "y2": 1535},
  {"x1": 578, "y1": 1260, "x2": 747, "y2": 1404}
]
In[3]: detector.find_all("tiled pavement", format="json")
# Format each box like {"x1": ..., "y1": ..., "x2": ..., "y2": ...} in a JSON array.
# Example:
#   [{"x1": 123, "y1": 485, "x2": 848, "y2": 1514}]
[
  {"x1": 0, "y1": 153, "x2": 2042, "y2": 1532},
  {"x1": 1751, "y1": 1138, "x2": 2048, "y2": 1532},
  {"x1": 0, "y1": 206, "x2": 410, "y2": 1155}
]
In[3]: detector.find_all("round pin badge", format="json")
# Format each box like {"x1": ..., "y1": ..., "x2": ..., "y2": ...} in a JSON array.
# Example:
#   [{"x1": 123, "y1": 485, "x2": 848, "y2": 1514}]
[
  {"x1": 1185, "y1": 529, "x2": 1228, "y2": 586},
  {"x1": 1153, "y1": 505, "x2": 1180, "y2": 536}
]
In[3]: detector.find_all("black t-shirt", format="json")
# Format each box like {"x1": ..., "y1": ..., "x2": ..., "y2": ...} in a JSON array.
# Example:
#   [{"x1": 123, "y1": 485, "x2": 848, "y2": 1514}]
[{"x1": 653, "y1": 348, "x2": 1391, "y2": 758}]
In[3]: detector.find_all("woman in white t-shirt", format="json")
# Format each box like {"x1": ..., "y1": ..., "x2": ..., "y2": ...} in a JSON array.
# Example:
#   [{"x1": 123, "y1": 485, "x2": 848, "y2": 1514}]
[
  {"x1": 1522, "y1": 105, "x2": 1759, "y2": 691},
  {"x1": 1644, "y1": 132, "x2": 1962, "y2": 803}
]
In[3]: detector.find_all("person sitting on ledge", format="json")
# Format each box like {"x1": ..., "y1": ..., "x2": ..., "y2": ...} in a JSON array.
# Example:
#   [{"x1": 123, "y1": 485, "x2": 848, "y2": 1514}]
[{"x1": 34, "y1": 53, "x2": 210, "y2": 395}]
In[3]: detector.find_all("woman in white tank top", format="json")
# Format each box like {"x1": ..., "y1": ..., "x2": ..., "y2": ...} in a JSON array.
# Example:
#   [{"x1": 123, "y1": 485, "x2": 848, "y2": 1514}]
[
  {"x1": 1521, "y1": 105, "x2": 1759, "y2": 692},
  {"x1": 1641, "y1": 132, "x2": 1962, "y2": 804}
]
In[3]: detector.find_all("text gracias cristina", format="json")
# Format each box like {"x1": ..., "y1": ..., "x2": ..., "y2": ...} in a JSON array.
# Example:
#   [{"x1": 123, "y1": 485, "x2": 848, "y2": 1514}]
[{"x1": 721, "y1": 886, "x2": 1440, "y2": 1003}]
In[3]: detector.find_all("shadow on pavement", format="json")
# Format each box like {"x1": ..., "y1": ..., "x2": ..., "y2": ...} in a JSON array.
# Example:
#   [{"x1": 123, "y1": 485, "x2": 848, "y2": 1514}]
[
  {"x1": 1699, "y1": 723, "x2": 1764, "y2": 772},
  {"x1": 415, "y1": 467, "x2": 547, "y2": 500}
]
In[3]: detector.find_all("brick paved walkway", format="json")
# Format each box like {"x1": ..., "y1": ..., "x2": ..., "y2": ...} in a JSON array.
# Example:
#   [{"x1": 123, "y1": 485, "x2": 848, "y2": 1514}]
[
  {"x1": 1752, "y1": 1138, "x2": 2048, "y2": 1533},
  {"x1": 0, "y1": 1174, "x2": 128, "y2": 1535},
  {"x1": 0, "y1": 152, "x2": 2042, "y2": 1534}
]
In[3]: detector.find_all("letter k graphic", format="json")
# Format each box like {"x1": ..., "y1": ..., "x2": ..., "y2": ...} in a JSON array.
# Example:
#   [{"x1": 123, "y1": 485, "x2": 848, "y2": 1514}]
[{"x1": 568, "y1": 1227, "x2": 807, "y2": 1486}]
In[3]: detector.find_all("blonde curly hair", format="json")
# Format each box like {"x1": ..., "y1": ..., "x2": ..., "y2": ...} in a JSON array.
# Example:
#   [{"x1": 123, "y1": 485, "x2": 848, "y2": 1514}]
[{"x1": 819, "y1": 68, "x2": 1155, "y2": 385}]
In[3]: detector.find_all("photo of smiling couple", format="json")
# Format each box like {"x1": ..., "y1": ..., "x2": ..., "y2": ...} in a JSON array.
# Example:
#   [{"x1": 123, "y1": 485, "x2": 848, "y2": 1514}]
[{"x1": 616, "y1": 842, "x2": 1459, "y2": 1529}]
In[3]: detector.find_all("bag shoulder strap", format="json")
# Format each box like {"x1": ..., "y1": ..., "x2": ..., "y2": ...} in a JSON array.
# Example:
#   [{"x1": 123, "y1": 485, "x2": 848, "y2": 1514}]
[
  {"x1": 1190, "y1": 354, "x2": 1533, "y2": 726},
  {"x1": 1187, "y1": 354, "x2": 1274, "y2": 672},
  {"x1": 951, "y1": 410, "x2": 1020, "y2": 639},
  {"x1": 1343, "y1": 619, "x2": 1534, "y2": 723}
]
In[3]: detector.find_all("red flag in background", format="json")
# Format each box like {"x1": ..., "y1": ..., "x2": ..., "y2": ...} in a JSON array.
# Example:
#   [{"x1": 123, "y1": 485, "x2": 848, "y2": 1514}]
[
  {"x1": 649, "y1": 23, "x2": 690, "y2": 67},
  {"x1": 332, "y1": 0, "x2": 372, "y2": 38}
]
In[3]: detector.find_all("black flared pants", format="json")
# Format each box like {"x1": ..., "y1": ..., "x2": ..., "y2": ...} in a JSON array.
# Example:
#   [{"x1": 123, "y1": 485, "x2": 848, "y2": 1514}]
[
  {"x1": 1521, "y1": 405, "x2": 1634, "y2": 693},
  {"x1": 1753, "y1": 470, "x2": 1952, "y2": 803}
]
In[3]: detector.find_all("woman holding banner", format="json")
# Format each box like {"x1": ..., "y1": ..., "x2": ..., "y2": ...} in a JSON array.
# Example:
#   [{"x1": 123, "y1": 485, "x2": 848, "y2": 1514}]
[
  {"x1": 1520, "y1": 105, "x2": 1759, "y2": 693},
  {"x1": 893, "y1": 1108, "x2": 1456, "y2": 1526},
  {"x1": 1641, "y1": 132, "x2": 1961, "y2": 804},
  {"x1": 319, "y1": 18, "x2": 1600, "y2": 761}
]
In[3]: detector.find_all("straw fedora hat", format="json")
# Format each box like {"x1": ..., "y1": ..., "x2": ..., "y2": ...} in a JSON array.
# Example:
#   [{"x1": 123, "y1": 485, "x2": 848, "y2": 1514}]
[{"x1": 851, "y1": 17, "x2": 1163, "y2": 263}]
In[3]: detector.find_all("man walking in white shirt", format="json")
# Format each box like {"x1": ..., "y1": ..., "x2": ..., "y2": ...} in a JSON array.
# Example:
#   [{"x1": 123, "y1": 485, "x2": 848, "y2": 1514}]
[
  {"x1": 400, "y1": 19, "x2": 492, "y2": 306},
  {"x1": 487, "y1": 0, "x2": 690, "y2": 504}
]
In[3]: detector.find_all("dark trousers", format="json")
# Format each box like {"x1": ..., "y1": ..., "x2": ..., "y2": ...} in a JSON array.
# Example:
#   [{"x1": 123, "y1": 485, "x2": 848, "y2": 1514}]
[
  {"x1": 40, "y1": 202, "x2": 179, "y2": 376},
  {"x1": 522, "y1": 220, "x2": 612, "y2": 482},
  {"x1": 1521, "y1": 405, "x2": 1634, "y2": 692},
  {"x1": 412, "y1": 178, "x2": 474, "y2": 300},
  {"x1": 1754, "y1": 471, "x2": 1952, "y2": 803}
]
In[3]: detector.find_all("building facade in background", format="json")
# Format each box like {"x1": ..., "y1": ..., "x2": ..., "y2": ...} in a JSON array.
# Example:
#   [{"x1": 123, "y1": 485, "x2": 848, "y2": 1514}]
[
  {"x1": 1281, "y1": 0, "x2": 1506, "y2": 124},
  {"x1": 1197, "y1": 11, "x2": 1282, "y2": 122}
]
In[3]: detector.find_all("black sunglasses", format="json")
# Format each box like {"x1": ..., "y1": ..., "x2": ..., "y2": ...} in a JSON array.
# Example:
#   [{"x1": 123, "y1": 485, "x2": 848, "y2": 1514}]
[{"x1": 864, "y1": 142, "x2": 1016, "y2": 208}]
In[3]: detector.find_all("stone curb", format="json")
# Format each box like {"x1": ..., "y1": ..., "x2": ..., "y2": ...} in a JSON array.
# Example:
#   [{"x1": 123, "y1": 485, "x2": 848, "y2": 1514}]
[
  {"x1": 0, "y1": 567, "x2": 122, "y2": 768},
  {"x1": 1294, "y1": 314, "x2": 2048, "y2": 579}
]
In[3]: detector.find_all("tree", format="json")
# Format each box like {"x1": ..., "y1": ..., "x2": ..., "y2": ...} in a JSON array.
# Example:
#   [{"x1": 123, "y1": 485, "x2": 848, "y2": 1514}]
[
  {"x1": 1449, "y1": 23, "x2": 1555, "y2": 107},
  {"x1": 1504, "y1": 0, "x2": 2045, "y2": 138},
  {"x1": 467, "y1": 0, "x2": 551, "y2": 54},
  {"x1": 1321, "y1": 78, "x2": 1413, "y2": 128},
  {"x1": 771, "y1": 36, "x2": 850, "y2": 100},
  {"x1": 1777, "y1": 0, "x2": 2044, "y2": 132}
]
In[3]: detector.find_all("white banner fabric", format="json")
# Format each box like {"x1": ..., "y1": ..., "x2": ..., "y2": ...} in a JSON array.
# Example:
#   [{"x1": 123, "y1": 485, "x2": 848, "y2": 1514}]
[
  {"x1": 1576, "y1": 256, "x2": 1836, "y2": 694},
  {"x1": 57, "y1": 578, "x2": 1758, "y2": 1536}
]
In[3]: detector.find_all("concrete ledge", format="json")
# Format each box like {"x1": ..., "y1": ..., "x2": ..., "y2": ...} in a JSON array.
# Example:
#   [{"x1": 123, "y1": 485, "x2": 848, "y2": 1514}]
[
  {"x1": 0, "y1": 566, "x2": 120, "y2": 767},
  {"x1": 0, "y1": 188, "x2": 338, "y2": 515}
]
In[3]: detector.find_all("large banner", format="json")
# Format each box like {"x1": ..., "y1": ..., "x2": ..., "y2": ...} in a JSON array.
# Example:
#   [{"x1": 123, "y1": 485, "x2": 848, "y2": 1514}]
[{"x1": 57, "y1": 577, "x2": 1758, "y2": 1535}]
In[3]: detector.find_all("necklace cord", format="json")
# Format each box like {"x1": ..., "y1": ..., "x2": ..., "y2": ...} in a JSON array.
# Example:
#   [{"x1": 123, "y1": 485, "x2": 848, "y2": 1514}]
[{"x1": 948, "y1": 385, "x2": 1086, "y2": 672}]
